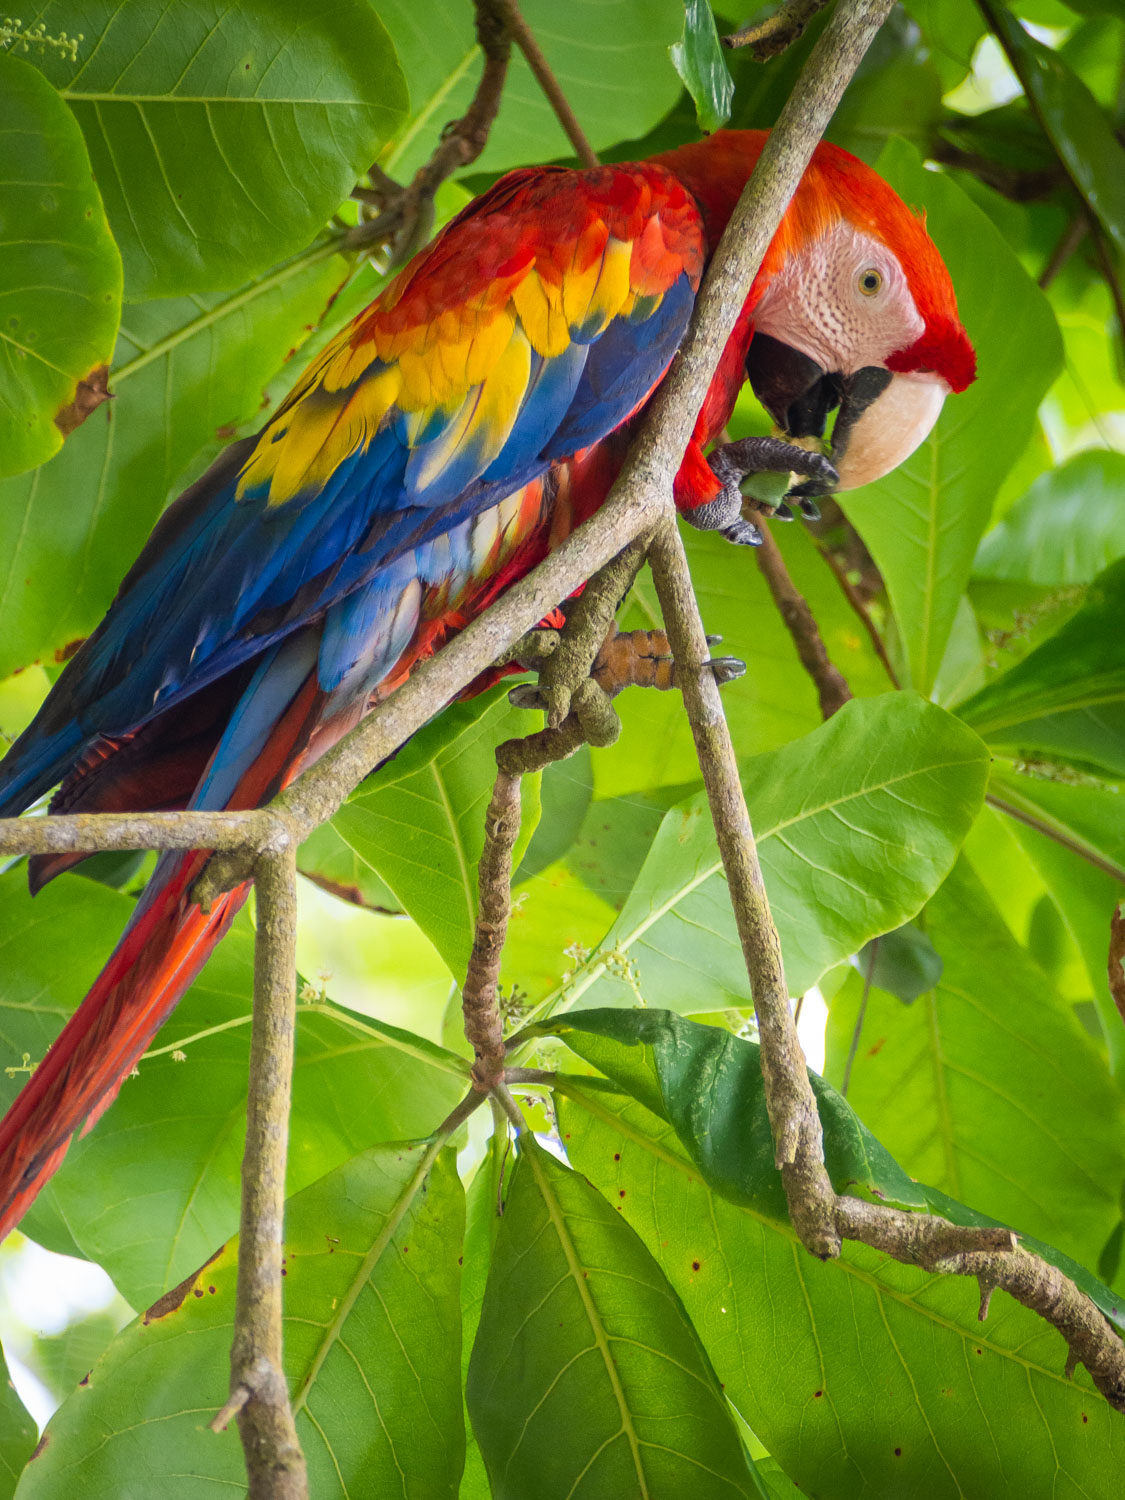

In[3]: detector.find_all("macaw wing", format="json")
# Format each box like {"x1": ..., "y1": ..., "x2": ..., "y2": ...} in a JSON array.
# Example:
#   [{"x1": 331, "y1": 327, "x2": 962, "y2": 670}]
[{"x1": 2, "y1": 162, "x2": 704, "y2": 813}]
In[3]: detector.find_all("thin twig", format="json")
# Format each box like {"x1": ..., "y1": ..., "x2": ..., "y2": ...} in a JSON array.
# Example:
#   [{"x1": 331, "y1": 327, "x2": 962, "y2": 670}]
[
  {"x1": 724, "y1": 0, "x2": 830, "y2": 58},
  {"x1": 493, "y1": 0, "x2": 599, "y2": 167},
  {"x1": 220, "y1": 849, "x2": 307, "y2": 1498},
  {"x1": 755, "y1": 521, "x2": 852, "y2": 718},
  {"x1": 1039, "y1": 212, "x2": 1088, "y2": 289},
  {"x1": 347, "y1": 0, "x2": 511, "y2": 260}
]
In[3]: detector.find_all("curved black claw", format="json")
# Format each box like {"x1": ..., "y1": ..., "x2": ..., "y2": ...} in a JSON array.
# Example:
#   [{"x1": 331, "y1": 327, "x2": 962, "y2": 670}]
[
  {"x1": 719, "y1": 517, "x2": 762, "y2": 547},
  {"x1": 708, "y1": 655, "x2": 747, "y2": 686},
  {"x1": 772, "y1": 501, "x2": 795, "y2": 522},
  {"x1": 705, "y1": 633, "x2": 723, "y2": 647},
  {"x1": 796, "y1": 496, "x2": 822, "y2": 521}
]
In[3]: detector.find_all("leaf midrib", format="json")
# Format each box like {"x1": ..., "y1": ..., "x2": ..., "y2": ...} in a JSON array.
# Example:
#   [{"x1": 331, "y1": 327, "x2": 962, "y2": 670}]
[{"x1": 522, "y1": 1140, "x2": 651, "y2": 1499}]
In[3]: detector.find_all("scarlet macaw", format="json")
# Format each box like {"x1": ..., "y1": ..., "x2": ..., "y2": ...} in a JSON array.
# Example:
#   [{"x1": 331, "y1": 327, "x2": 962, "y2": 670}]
[{"x1": 0, "y1": 129, "x2": 974, "y2": 1238}]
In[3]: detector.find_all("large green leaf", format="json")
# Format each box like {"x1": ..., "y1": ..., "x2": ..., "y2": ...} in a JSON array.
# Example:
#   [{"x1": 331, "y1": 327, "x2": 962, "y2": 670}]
[
  {"x1": 842, "y1": 138, "x2": 1062, "y2": 693},
  {"x1": 601, "y1": 521, "x2": 894, "y2": 798},
  {"x1": 957, "y1": 558, "x2": 1125, "y2": 777},
  {"x1": 378, "y1": 0, "x2": 684, "y2": 182},
  {"x1": 988, "y1": 3, "x2": 1125, "y2": 257},
  {"x1": 975, "y1": 450, "x2": 1125, "y2": 586},
  {"x1": 824, "y1": 861, "x2": 1125, "y2": 1276},
  {"x1": 988, "y1": 759, "x2": 1125, "y2": 1068},
  {"x1": 0, "y1": 53, "x2": 121, "y2": 478},
  {"x1": 0, "y1": 247, "x2": 349, "y2": 679},
  {"x1": 560, "y1": 1087, "x2": 1125, "y2": 1499},
  {"x1": 537, "y1": 1007, "x2": 926, "y2": 1219},
  {"x1": 543, "y1": 694, "x2": 988, "y2": 1012},
  {"x1": 0, "y1": 1343, "x2": 35, "y2": 1500},
  {"x1": 330, "y1": 688, "x2": 541, "y2": 979},
  {"x1": 0, "y1": 869, "x2": 465, "y2": 1306},
  {"x1": 459, "y1": 1131, "x2": 510, "y2": 1500},
  {"x1": 22, "y1": 0, "x2": 406, "y2": 298},
  {"x1": 18, "y1": 1144, "x2": 465, "y2": 1499},
  {"x1": 466, "y1": 1134, "x2": 762, "y2": 1500},
  {"x1": 987, "y1": 760, "x2": 1125, "y2": 887}
]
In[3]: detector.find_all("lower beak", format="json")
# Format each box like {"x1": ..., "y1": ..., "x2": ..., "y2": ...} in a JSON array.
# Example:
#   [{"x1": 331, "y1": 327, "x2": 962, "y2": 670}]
[
  {"x1": 746, "y1": 336, "x2": 949, "y2": 497},
  {"x1": 830, "y1": 371, "x2": 948, "y2": 491}
]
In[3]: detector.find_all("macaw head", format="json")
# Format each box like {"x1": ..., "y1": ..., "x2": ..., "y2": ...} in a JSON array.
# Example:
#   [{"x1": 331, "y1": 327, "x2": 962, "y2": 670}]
[{"x1": 661, "y1": 131, "x2": 976, "y2": 494}]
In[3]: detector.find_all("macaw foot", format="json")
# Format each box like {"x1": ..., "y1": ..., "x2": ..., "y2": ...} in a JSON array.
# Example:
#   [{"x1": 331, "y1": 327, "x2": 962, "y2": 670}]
[
  {"x1": 508, "y1": 623, "x2": 745, "y2": 718},
  {"x1": 682, "y1": 436, "x2": 838, "y2": 544}
]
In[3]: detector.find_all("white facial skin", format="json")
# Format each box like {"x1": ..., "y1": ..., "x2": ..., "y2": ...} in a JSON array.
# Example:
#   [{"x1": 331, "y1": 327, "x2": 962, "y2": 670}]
[{"x1": 751, "y1": 222, "x2": 950, "y2": 488}]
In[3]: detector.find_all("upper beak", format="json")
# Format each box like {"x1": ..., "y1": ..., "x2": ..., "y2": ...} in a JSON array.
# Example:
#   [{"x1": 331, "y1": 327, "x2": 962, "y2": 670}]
[{"x1": 745, "y1": 335, "x2": 949, "y2": 497}]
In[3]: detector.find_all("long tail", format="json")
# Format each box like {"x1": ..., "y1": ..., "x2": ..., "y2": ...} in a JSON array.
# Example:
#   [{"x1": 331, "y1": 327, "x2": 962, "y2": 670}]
[
  {"x1": 0, "y1": 852, "x2": 248, "y2": 1241},
  {"x1": 0, "y1": 633, "x2": 328, "y2": 1241}
]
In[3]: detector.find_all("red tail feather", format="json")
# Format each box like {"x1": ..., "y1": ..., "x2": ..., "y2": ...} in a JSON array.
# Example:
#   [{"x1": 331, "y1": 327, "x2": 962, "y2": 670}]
[{"x1": 0, "y1": 852, "x2": 249, "y2": 1243}]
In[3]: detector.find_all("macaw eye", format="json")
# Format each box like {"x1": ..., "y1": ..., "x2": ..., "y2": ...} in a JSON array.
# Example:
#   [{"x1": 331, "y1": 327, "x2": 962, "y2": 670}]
[{"x1": 858, "y1": 268, "x2": 883, "y2": 297}]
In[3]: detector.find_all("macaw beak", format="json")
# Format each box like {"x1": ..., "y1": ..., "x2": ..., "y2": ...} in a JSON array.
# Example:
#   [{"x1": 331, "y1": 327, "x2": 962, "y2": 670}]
[{"x1": 745, "y1": 334, "x2": 949, "y2": 497}]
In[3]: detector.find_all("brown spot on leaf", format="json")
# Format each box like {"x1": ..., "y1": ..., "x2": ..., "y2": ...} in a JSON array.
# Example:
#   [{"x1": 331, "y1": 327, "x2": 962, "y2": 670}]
[
  {"x1": 813, "y1": 1390, "x2": 823, "y2": 1399},
  {"x1": 894, "y1": 1448, "x2": 902, "y2": 1457},
  {"x1": 215, "y1": 422, "x2": 238, "y2": 441},
  {"x1": 144, "y1": 1248, "x2": 222, "y2": 1322},
  {"x1": 53, "y1": 637, "x2": 85, "y2": 663},
  {"x1": 55, "y1": 364, "x2": 111, "y2": 437},
  {"x1": 867, "y1": 1037, "x2": 886, "y2": 1058},
  {"x1": 28, "y1": 1432, "x2": 49, "y2": 1462},
  {"x1": 691, "y1": 1261, "x2": 700, "y2": 1271}
]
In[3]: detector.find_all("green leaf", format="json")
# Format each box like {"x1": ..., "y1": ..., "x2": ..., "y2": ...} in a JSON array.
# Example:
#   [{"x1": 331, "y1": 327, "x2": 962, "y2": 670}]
[
  {"x1": 466, "y1": 1134, "x2": 762, "y2": 1499},
  {"x1": 379, "y1": 0, "x2": 685, "y2": 182},
  {"x1": 988, "y1": 760, "x2": 1125, "y2": 1067},
  {"x1": 975, "y1": 450, "x2": 1125, "y2": 586},
  {"x1": 0, "y1": 52, "x2": 121, "y2": 477},
  {"x1": 602, "y1": 522, "x2": 895, "y2": 797},
  {"x1": 22, "y1": 0, "x2": 407, "y2": 298},
  {"x1": 24, "y1": 1309, "x2": 123, "y2": 1404},
  {"x1": 843, "y1": 137, "x2": 1062, "y2": 693},
  {"x1": 987, "y1": 760, "x2": 1125, "y2": 886},
  {"x1": 0, "y1": 247, "x2": 349, "y2": 679},
  {"x1": 550, "y1": 694, "x2": 988, "y2": 1010},
  {"x1": 0, "y1": 1342, "x2": 36, "y2": 1500},
  {"x1": 539, "y1": 1007, "x2": 926, "y2": 1219},
  {"x1": 853, "y1": 921, "x2": 943, "y2": 1004},
  {"x1": 671, "y1": 0, "x2": 734, "y2": 134},
  {"x1": 989, "y1": 3, "x2": 1125, "y2": 257},
  {"x1": 825, "y1": 861, "x2": 1125, "y2": 1273},
  {"x1": 19, "y1": 1144, "x2": 466, "y2": 1499},
  {"x1": 516, "y1": 745, "x2": 593, "y2": 881},
  {"x1": 0, "y1": 868, "x2": 465, "y2": 1306},
  {"x1": 459, "y1": 1131, "x2": 510, "y2": 1500},
  {"x1": 560, "y1": 1086, "x2": 1125, "y2": 1499},
  {"x1": 297, "y1": 819, "x2": 403, "y2": 914},
  {"x1": 330, "y1": 688, "x2": 541, "y2": 979},
  {"x1": 956, "y1": 558, "x2": 1125, "y2": 778}
]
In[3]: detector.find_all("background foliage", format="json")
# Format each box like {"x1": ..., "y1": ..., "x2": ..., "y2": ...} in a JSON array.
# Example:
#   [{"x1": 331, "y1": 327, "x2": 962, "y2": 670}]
[{"x1": 1, "y1": 0, "x2": 1125, "y2": 1495}]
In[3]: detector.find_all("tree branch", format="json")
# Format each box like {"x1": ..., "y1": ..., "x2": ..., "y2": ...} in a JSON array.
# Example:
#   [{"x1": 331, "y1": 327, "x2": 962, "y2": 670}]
[
  {"x1": 724, "y1": 0, "x2": 830, "y2": 59},
  {"x1": 216, "y1": 849, "x2": 308, "y2": 1498},
  {"x1": 492, "y1": 0, "x2": 599, "y2": 167},
  {"x1": 463, "y1": 770, "x2": 523, "y2": 1092},
  {"x1": 347, "y1": 0, "x2": 511, "y2": 262},
  {"x1": 755, "y1": 521, "x2": 852, "y2": 718}
]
